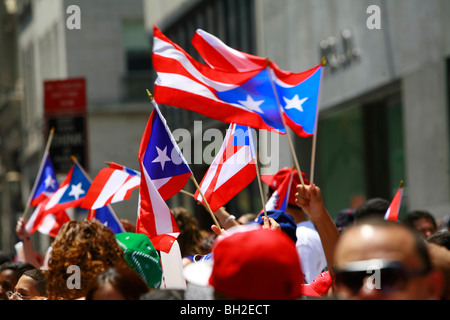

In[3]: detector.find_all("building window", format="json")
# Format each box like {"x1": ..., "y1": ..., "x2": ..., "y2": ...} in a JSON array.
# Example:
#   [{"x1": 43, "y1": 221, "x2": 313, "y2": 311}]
[
  {"x1": 158, "y1": 0, "x2": 258, "y2": 226},
  {"x1": 316, "y1": 86, "x2": 405, "y2": 218},
  {"x1": 121, "y1": 18, "x2": 153, "y2": 101}
]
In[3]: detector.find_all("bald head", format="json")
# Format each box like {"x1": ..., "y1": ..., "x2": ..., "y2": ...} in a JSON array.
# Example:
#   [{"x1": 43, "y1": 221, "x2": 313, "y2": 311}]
[{"x1": 333, "y1": 219, "x2": 441, "y2": 300}]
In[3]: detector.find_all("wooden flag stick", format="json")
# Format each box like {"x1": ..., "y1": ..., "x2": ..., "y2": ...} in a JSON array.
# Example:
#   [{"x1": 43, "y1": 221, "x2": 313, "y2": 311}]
[
  {"x1": 179, "y1": 189, "x2": 195, "y2": 198},
  {"x1": 190, "y1": 175, "x2": 222, "y2": 231},
  {"x1": 22, "y1": 127, "x2": 56, "y2": 220},
  {"x1": 309, "y1": 57, "x2": 326, "y2": 184},
  {"x1": 266, "y1": 61, "x2": 305, "y2": 187},
  {"x1": 248, "y1": 126, "x2": 268, "y2": 217}
]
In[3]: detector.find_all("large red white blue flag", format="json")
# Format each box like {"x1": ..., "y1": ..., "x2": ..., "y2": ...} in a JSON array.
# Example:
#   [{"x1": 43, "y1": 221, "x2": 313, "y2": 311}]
[
  {"x1": 194, "y1": 123, "x2": 256, "y2": 212},
  {"x1": 192, "y1": 29, "x2": 323, "y2": 137},
  {"x1": 384, "y1": 183, "x2": 403, "y2": 222},
  {"x1": 81, "y1": 162, "x2": 140, "y2": 210},
  {"x1": 152, "y1": 25, "x2": 286, "y2": 134},
  {"x1": 27, "y1": 151, "x2": 59, "y2": 207},
  {"x1": 137, "y1": 105, "x2": 192, "y2": 253}
]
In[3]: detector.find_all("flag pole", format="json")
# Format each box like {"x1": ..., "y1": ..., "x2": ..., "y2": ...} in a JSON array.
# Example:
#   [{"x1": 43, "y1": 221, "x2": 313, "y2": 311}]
[
  {"x1": 145, "y1": 90, "x2": 222, "y2": 231},
  {"x1": 266, "y1": 59, "x2": 305, "y2": 187},
  {"x1": 248, "y1": 127, "x2": 268, "y2": 217},
  {"x1": 22, "y1": 127, "x2": 56, "y2": 220},
  {"x1": 309, "y1": 57, "x2": 326, "y2": 184}
]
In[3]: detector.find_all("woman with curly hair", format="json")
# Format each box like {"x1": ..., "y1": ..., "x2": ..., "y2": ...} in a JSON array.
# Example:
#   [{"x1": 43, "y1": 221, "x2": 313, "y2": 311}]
[
  {"x1": 172, "y1": 207, "x2": 207, "y2": 267},
  {"x1": 45, "y1": 220, "x2": 129, "y2": 300}
]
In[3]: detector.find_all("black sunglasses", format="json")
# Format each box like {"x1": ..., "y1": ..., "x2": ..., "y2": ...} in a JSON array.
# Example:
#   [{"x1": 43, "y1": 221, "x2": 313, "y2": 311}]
[{"x1": 334, "y1": 259, "x2": 430, "y2": 295}]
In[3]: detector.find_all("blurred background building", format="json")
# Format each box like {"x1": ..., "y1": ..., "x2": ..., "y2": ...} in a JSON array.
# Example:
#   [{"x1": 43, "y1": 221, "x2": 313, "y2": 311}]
[{"x1": 0, "y1": 0, "x2": 449, "y2": 255}]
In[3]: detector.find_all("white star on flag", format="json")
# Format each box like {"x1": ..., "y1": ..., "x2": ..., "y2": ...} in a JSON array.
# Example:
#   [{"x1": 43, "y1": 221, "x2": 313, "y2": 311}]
[
  {"x1": 238, "y1": 95, "x2": 265, "y2": 114},
  {"x1": 152, "y1": 146, "x2": 171, "y2": 170},
  {"x1": 44, "y1": 175, "x2": 56, "y2": 189},
  {"x1": 283, "y1": 95, "x2": 308, "y2": 112},
  {"x1": 68, "y1": 182, "x2": 85, "y2": 199}
]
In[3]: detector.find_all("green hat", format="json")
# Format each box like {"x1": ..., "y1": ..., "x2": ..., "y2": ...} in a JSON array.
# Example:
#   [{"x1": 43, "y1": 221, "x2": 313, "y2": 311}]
[{"x1": 115, "y1": 232, "x2": 162, "y2": 289}]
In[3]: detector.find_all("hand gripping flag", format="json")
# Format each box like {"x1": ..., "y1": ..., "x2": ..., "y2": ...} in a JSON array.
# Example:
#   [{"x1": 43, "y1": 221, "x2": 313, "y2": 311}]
[
  {"x1": 27, "y1": 151, "x2": 59, "y2": 207},
  {"x1": 152, "y1": 25, "x2": 286, "y2": 134},
  {"x1": 192, "y1": 28, "x2": 323, "y2": 137},
  {"x1": 194, "y1": 124, "x2": 256, "y2": 212},
  {"x1": 137, "y1": 105, "x2": 192, "y2": 253},
  {"x1": 384, "y1": 181, "x2": 404, "y2": 222},
  {"x1": 81, "y1": 162, "x2": 141, "y2": 209}
]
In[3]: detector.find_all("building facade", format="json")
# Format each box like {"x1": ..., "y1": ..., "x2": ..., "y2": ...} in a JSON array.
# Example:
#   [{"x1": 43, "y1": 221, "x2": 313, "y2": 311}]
[
  {"x1": 0, "y1": 0, "x2": 449, "y2": 253},
  {"x1": 144, "y1": 0, "x2": 450, "y2": 221}
]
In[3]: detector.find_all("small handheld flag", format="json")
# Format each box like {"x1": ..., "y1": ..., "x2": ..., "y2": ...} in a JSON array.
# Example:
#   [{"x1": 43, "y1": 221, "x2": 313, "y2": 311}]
[
  {"x1": 384, "y1": 181, "x2": 404, "y2": 222},
  {"x1": 194, "y1": 123, "x2": 256, "y2": 212}
]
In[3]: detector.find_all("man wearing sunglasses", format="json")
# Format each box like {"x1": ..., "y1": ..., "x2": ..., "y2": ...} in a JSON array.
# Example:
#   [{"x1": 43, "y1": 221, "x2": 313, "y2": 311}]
[
  {"x1": 296, "y1": 183, "x2": 445, "y2": 300},
  {"x1": 333, "y1": 219, "x2": 443, "y2": 299}
]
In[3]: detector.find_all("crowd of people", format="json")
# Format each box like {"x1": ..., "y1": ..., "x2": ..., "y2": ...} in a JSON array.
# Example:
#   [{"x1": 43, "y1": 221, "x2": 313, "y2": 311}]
[{"x1": 1, "y1": 167, "x2": 450, "y2": 300}]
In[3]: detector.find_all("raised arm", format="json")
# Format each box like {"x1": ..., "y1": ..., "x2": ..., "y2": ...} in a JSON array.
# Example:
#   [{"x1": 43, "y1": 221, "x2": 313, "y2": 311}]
[
  {"x1": 295, "y1": 184, "x2": 340, "y2": 278},
  {"x1": 16, "y1": 218, "x2": 41, "y2": 269}
]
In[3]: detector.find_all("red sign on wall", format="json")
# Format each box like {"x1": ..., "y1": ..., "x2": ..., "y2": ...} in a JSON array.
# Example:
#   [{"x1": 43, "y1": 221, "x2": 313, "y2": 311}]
[
  {"x1": 44, "y1": 78, "x2": 86, "y2": 115},
  {"x1": 44, "y1": 77, "x2": 88, "y2": 172}
]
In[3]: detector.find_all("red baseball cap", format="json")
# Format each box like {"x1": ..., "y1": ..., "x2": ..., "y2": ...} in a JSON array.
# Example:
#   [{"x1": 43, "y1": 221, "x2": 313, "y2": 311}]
[
  {"x1": 300, "y1": 270, "x2": 332, "y2": 297},
  {"x1": 208, "y1": 228, "x2": 304, "y2": 300},
  {"x1": 261, "y1": 167, "x2": 310, "y2": 206}
]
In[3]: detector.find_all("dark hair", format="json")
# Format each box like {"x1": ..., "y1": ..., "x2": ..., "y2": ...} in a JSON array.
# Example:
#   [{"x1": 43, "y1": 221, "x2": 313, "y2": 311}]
[
  {"x1": 402, "y1": 210, "x2": 437, "y2": 230},
  {"x1": 86, "y1": 266, "x2": 149, "y2": 300},
  {"x1": 22, "y1": 269, "x2": 47, "y2": 296},
  {"x1": 354, "y1": 198, "x2": 390, "y2": 222},
  {"x1": 0, "y1": 261, "x2": 36, "y2": 281},
  {"x1": 172, "y1": 207, "x2": 203, "y2": 257},
  {"x1": 427, "y1": 231, "x2": 450, "y2": 251}
]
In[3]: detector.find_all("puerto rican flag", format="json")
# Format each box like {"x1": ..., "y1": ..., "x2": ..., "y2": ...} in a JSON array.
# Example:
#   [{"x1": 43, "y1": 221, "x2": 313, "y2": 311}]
[
  {"x1": 264, "y1": 168, "x2": 294, "y2": 212},
  {"x1": 27, "y1": 151, "x2": 59, "y2": 207},
  {"x1": 41, "y1": 159, "x2": 125, "y2": 234},
  {"x1": 192, "y1": 28, "x2": 323, "y2": 137},
  {"x1": 194, "y1": 123, "x2": 256, "y2": 212},
  {"x1": 81, "y1": 162, "x2": 140, "y2": 210},
  {"x1": 384, "y1": 182, "x2": 404, "y2": 222},
  {"x1": 152, "y1": 25, "x2": 286, "y2": 134},
  {"x1": 137, "y1": 104, "x2": 192, "y2": 253},
  {"x1": 25, "y1": 198, "x2": 70, "y2": 238}
]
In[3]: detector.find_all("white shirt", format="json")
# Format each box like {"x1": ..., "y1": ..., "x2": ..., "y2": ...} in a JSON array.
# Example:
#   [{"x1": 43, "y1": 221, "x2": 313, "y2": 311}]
[{"x1": 296, "y1": 220, "x2": 327, "y2": 284}]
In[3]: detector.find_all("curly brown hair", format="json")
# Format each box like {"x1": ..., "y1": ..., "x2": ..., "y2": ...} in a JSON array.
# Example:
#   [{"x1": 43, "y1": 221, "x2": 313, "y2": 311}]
[
  {"x1": 46, "y1": 220, "x2": 128, "y2": 300},
  {"x1": 172, "y1": 207, "x2": 204, "y2": 257}
]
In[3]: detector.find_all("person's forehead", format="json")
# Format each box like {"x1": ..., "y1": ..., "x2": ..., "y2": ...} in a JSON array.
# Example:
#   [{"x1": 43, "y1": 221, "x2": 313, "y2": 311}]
[
  {"x1": 16, "y1": 275, "x2": 36, "y2": 290},
  {"x1": 0, "y1": 269, "x2": 16, "y2": 282},
  {"x1": 335, "y1": 224, "x2": 421, "y2": 266}
]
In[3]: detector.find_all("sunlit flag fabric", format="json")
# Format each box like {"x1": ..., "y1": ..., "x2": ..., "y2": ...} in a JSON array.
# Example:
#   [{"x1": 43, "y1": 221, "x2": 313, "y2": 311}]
[
  {"x1": 152, "y1": 25, "x2": 286, "y2": 134},
  {"x1": 264, "y1": 168, "x2": 294, "y2": 212},
  {"x1": 28, "y1": 151, "x2": 59, "y2": 206},
  {"x1": 384, "y1": 183, "x2": 404, "y2": 222},
  {"x1": 137, "y1": 106, "x2": 192, "y2": 253},
  {"x1": 192, "y1": 28, "x2": 323, "y2": 137},
  {"x1": 81, "y1": 162, "x2": 140, "y2": 209},
  {"x1": 42, "y1": 162, "x2": 91, "y2": 214},
  {"x1": 194, "y1": 124, "x2": 256, "y2": 212},
  {"x1": 25, "y1": 198, "x2": 70, "y2": 238}
]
